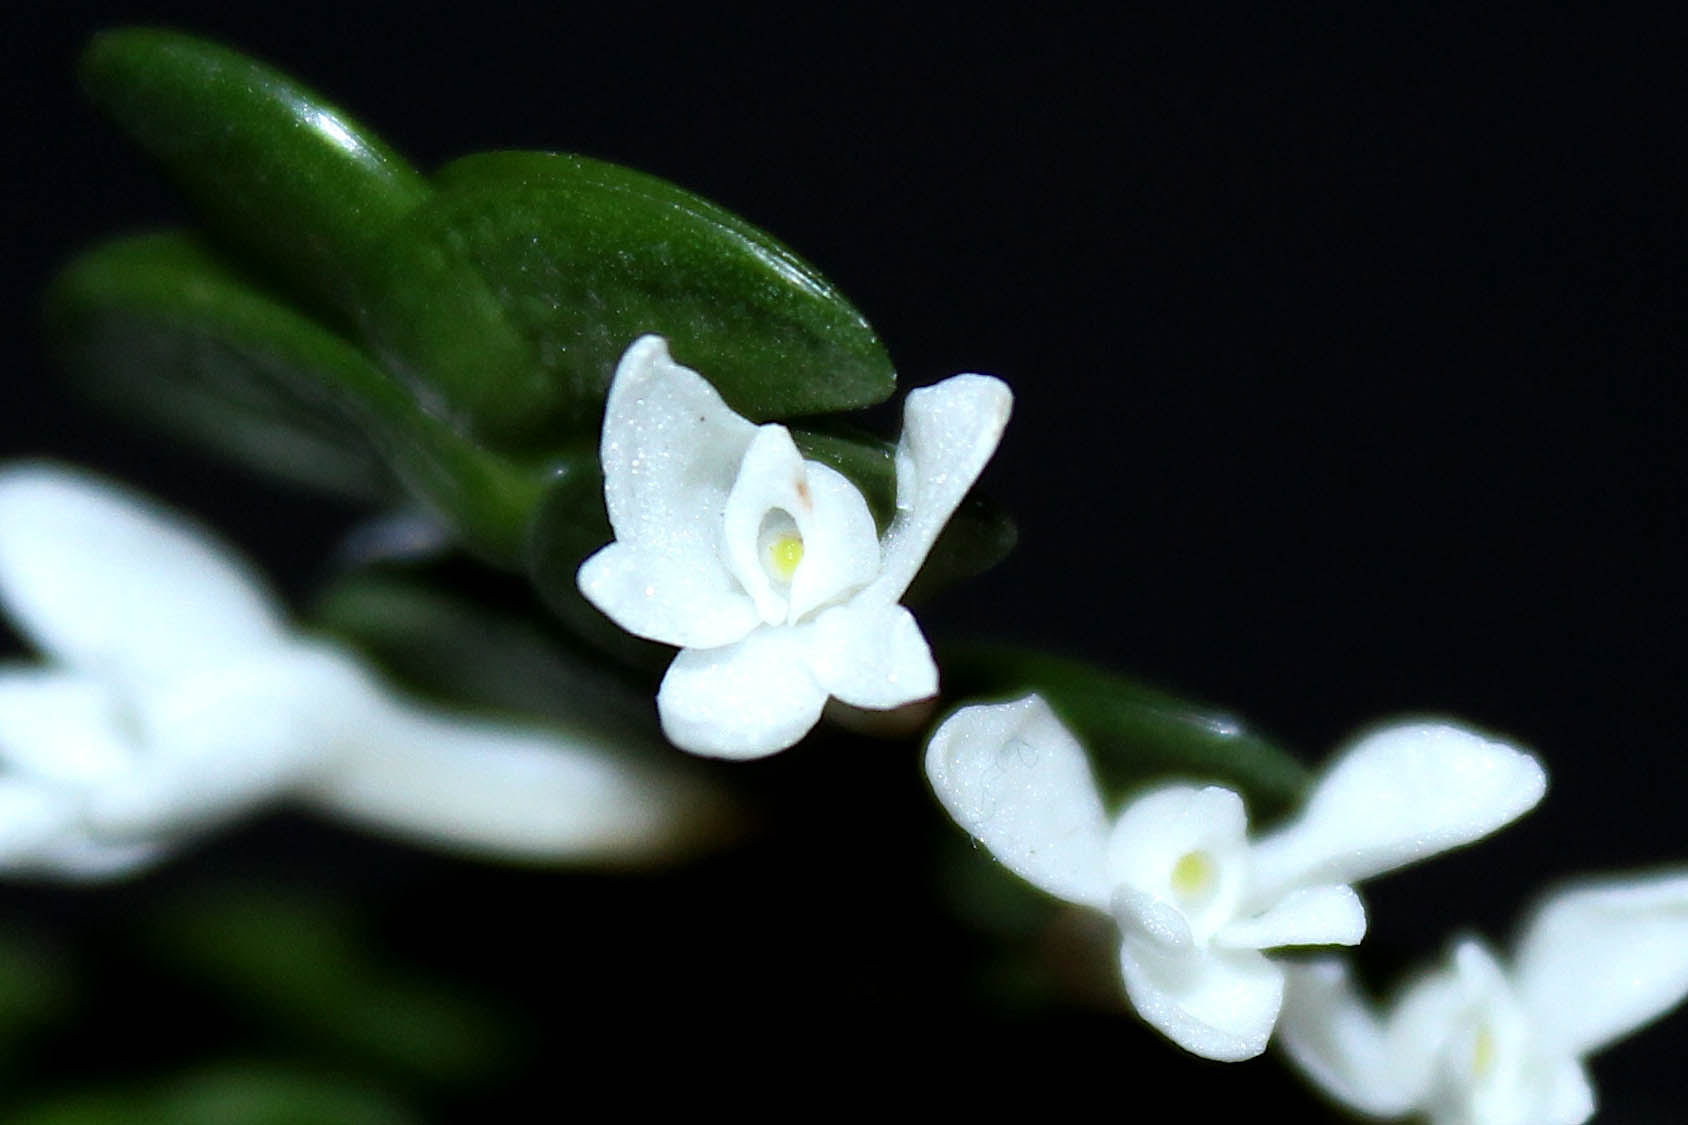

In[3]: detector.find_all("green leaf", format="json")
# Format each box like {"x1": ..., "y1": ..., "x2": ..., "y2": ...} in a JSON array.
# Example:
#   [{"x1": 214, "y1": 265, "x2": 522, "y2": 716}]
[
  {"x1": 356, "y1": 151, "x2": 896, "y2": 451},
  {"x1": 521, "y1": 453, "x2": 674, "y2": 672},
  {"x1": 10, "y1": 1065, "x2": 419, "y2": 1125},
  {"x1": 148, "y1": 890, "x2": 515, "y2": 1088},
  {"x1": 78, "y1": 29, "x2": 430, "y2": 314},
  {"x1": 938, "y1": 645, "x2": 1309, "y2": 822},
  {"x1": 45, "y1": 231, "x2": 554, "y2": 562},
  {"x1": 46, "y1": 231, "x2": 394, "y2": 499},
  {"x1": 311, "y1": 572, "x2": 666, "y2": 727}
]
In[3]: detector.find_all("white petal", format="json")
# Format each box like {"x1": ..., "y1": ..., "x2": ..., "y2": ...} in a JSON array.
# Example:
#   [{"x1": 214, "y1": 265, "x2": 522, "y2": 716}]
[
  {"x1": 0, "y1": 666, "x2": 136, "y2": 784},
  {"x1": 808, "y1": 603, "x2": 937, "y2": 710},
  {"x1": 1249, "y1": 721, "x2": 1546, "y2": 899},
  {"x1": 785, "y1": 461, "x2": 880, "y2": 622},
  {"x1": 923, "y1": 694, "x2": 1111, "y2": 910},
  {"x1": 1540, "y1": 1059, "x2": 1597, "y2": 1125},
  {"x1": 577, "y1": 542, "x2": 759, "y2": 649},
  {"x1": 1107, "y1": 784, "x2": 1250, "y2": 944},
  {"x1": 1514, "y1": 868, "x2": 1688, "y2": 1056},
  {"x1": 656, "y1": 629, "x2": 827, "y2": 759},
  {"x1": 599, "y1": 336, "x2": 756, "y2": 552},
  {"x1": 307, "y1": 703, "x2": 723, "y2": 863},
  {"x1": 866, "y1": 374, "x2": 1012, "y2": 603},
  {"x1": 721, "y1": 425, "x2": 811, "y2": 623},
  {"x1": 83, "y1": 643, "x2": 372, "y2": 839},
  {"x1": 0, "y1": 778, "x2": 80, "y2": 860},
  {"x1": 1119, "y1": 935, "x2": 1285, "y2": 1061},
  {"x1": 1278, "y1": 959, "x2": 1425, "y2": 1117},
  {"x1": 0, "y1": 463, "x2": 287, "y2": 682},
  {"x1": 1219, "y1": 883, "x2": 1367, "y2": 950}
]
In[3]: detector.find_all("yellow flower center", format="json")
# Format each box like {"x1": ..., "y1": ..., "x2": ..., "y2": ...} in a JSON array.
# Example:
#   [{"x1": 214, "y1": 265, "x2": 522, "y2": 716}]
[
  {"x1": 767, "y1": 532, "x2": 805, "y2": 581},
  {"x1": 1171, "y1": 850, "x2": 1216, "y2": 899},
  {"x1": 1472, "y1": 1025, "x2": 1497, "y2": 1079}
]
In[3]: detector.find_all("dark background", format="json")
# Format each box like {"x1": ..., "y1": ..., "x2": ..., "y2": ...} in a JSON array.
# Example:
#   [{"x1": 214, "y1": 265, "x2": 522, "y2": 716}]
[{"x1": 2, "y1": 3, "x2": 1685, "y2": 1118}]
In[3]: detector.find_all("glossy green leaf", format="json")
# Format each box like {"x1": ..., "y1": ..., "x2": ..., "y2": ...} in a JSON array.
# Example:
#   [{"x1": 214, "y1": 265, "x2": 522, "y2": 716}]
[
  {"x1": 356, "y1": 151, "x2": 895, "y2": 450},
  {"x1": 46, "y1": 231, "x2": 394, "y2": 499},
  {"x1": 938, "y1": 645, "x2": 1309, "y2": 822},
  {"x1": 522, "y1": 453, "x2": 674, "y2": 672},
  {"x1": 45, "y1": 231, "x2": 554, "y2": 562},
  {"x1": 312, "y1": 572, "x2": 666, "y2": 727},
  {"x1": 79, "y1": 29, "x2": 430, "y2": 313}
]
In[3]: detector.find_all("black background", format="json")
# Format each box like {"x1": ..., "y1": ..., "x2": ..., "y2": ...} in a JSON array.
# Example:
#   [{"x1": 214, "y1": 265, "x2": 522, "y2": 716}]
[{"x1": 2, "y1": 3, "x2": 1685, "y2": 1118}]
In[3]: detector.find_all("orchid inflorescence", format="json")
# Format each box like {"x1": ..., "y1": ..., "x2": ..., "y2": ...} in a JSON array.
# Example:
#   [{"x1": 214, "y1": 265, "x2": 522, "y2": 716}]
[{"x1": 8, "y1": 28, "x2": 1685, "y2": 1122}]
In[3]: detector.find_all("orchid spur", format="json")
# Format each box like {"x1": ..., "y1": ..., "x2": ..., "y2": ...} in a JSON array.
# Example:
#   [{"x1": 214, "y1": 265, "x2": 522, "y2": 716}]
[
  {"x1": 577, "y1": 335, "x2": 1012, "y2": 759},
  {"x1": 924, "y1": 694, "x2": 1546, "y2": 1061},
  {"x1": 0, "y1": 463, "x2": 717, "y2": 877},
  {"x1": 1279, "y1": 869, "x2": 1688, "y2": 1124}
]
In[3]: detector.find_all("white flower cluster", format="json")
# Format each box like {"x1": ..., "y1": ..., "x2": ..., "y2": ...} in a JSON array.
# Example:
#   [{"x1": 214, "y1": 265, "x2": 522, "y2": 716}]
[
  {"x1": 0, "y1": 463, "x2": 716, "y2": 877},
  {"x1": 1279, "y1": 870, "x2": 1688, "y2": 1124},
  {"x1": 924, "y1": 694, "x2": 1547, "y2": 1062},
  {"x1": 577, "y1": 335, "x2": 1011, "y2": 759}
]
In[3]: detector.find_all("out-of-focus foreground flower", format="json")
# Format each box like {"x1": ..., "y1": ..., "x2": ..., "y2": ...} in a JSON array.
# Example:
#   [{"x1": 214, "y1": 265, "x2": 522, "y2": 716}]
[
  {"x1": 925, "y1": 693, "x2": 1546, "y2": 1061},
  {"x1": 1279, "y1": 869, "x2": 1688, "y2": 1124},
  {"x1": 0, "y1": 462, "x2": 722, "y2": 877},
  {"x1": 577, "y1": 335, "x2": 1012, "y2": 760}
]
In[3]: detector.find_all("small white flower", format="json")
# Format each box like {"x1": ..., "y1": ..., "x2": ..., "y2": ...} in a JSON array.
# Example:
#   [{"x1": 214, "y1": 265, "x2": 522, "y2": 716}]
[
  {"x1": 576, "y1": 335, "x2": 1012, "y2": 759},
  {"x1": 0, "y1": 462, "x2": 716, "y2": 877},
  {"x1": 1279, "y1": 869, "x2": 1688, "y2": 1124},
  {"x1": 924, "y1": 693, "x2": 1546, "y2": 1061}
]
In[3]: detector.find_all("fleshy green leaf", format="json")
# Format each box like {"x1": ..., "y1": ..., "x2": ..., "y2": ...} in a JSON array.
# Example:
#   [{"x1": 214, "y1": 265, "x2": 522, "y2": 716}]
[
  {"x1": 356, "y1": 151, "x2": 896, "y2": 450},
  {"x1": 938, "y1": 645, "x2": 1309, "y2": 822},
  {"x1": 79, "y1": 29, "x2": 431, "y2": 315},
  {"x1": 45, "y1": 231, "x2": 555, "y2": 562},
  {"x1": 46, "y1": 231, "x2": 394, "y2": 499}
]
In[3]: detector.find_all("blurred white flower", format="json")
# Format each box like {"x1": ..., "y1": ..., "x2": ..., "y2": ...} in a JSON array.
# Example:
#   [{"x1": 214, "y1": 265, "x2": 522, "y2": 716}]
[
  {"x1": 0, "y1": 462, "x2": 718, "y2": 878},
  {"x1": 577, "y1": 335, "x2": 1011, "y2": 759},
  {"x1": 924, "y1": 693, "x2": 1546, "y2": 1061},
  {"x1": 1279, "y1": 869, "x2": 1688, "y2": 1124}
]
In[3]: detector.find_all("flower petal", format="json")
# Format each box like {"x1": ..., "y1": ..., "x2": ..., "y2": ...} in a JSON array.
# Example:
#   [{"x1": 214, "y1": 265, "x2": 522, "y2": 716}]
[
  {"x1": 867, "y1": 374, "x2": 1012, "y2": 603},
  {"x1": 1107, "y1": 784, "x2": 1250, "y2": 943},
  {"x1": 308, "y1": 702, "x2": 725, "y2": 863},
  {"x1": 786, "y1": 461, "x2": 880, "y2": 622},
  {"x1": 0, "y1": 463, "x2": 287, "y2": 682},
  {"x1": 1278, "y1": 959, "x2": 1425, "y2": 1117},
  {"x1": 809, "y1": 603, "x2": 937, "y2": 710},
  {"x1": 599, "y1": 336, "x2": 756, "y2": 553},
  {"x1": 0, "y1": 666, "x2": 136, "y2": 784},
  {"x1": 923, "y1": 694, "x2": 1111, "y2": 910},
  {"x1": 721, "y1": 425, "x2": 811, "y2": 623},
  {"x1": 1219, "y1": 883, "x2": 1367, "y2": 951},
  {"x1": 1119, "y1": 936, "x2": 1285, "y2": 1061},
  {"x1": 719, "y1": 426, "x2": 880, "y2": 626},
  {"x1": 1249, "y1": 722, "x2": 1546, "y2": 901},
  {"x1": 656, "y1": 629, "x2": 827, "y2": 759},
  {"x1": 1513, "y1": 868, "x2": 1688, "y2": 1056},
  {"x1": 577, "y1": 542, "x2": 759, "y2": 649},
  {"x1": 83, "y1": 644, "x2": 371, "y2": 839}
]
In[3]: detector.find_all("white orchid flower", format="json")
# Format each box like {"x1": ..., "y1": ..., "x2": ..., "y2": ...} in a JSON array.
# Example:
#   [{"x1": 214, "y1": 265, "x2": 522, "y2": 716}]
[
  {"x1": 924, "y1": 693, "x2": 1546, "y2": 1061},
  {"x1": 1279, "y1": 869, "x2": 1688, "y2": 1124},
  {"x1": 0, "y1": 462, "x2": 718, "y2": 878},
  {"x1": 576, "y1": 335, "x2": 1012, "y2": 759}
]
